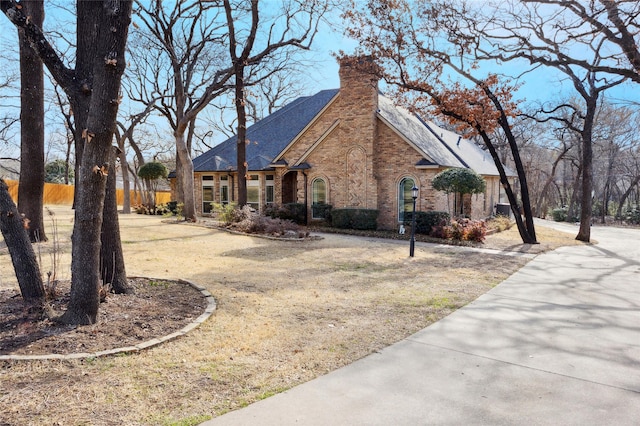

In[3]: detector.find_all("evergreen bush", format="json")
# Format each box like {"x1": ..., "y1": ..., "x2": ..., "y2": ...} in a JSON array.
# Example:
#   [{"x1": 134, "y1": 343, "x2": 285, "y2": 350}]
[
  {"x1": 405, "y1": 211, "x2": 450, "y2": 235},
  {"x1": 265, "y1": 203, "x2": 306, "y2": 224},
  {"x1": 311, "y1": 203, "x2": 332, "y2": 221},
  {"x1": 551, "y1": 207, "x2": 568, "y2": 222},
  {"x1": 330, "y1": 208, "x2": 378, "y2": 230}
]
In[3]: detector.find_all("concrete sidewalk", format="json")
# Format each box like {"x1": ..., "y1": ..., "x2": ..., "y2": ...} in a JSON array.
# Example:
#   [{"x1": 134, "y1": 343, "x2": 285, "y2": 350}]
[{"x1": 203, "y1": 223, "x2": 640, "y2": 425}]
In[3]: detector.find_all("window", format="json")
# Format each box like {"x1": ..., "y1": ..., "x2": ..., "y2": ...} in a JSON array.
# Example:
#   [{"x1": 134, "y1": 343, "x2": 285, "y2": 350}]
[
  {"x1": 202, "y1": 176, "x2": 214, "y2": 213},
  {"x1": 398, "y1": 177, "x2": 415, "y2": 222},
  {"x1": 220, "y1": 175, "x2": 229, "y2": 205},
  {"x1": 266, "y1": 174, "x2": 275, "y2": 205},
  {"x1": 312, "y1": 178, "x2": 327, "y2": 219},
  {"x1": 247, "y1": 174, "x2": 260, "y2": 209}
]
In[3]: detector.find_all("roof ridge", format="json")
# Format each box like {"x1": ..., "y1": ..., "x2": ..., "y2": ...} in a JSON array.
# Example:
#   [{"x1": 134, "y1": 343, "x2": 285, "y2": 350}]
[{"x1": 417, "y1": 117, "x2": 470, "y2": 169}]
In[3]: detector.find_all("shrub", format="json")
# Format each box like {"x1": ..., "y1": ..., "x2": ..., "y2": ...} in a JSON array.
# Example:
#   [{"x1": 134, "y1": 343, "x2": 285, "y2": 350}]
[
  {"x1": 311, "y1": 203, "x2": 332, "y2": 221},
  {"x1": 465, "y1": 220, "x2": 487, "y2": 243},
  {"x1": 265, "y1": 203, "x2": 306, "y2": 224},
  {"x1": 229, "y1": 207, "x2": 305, "y2": 237},
  {"x1": 134, "y1": 204, "x2": 149, "y2": 215},
  {"x1": 449, "y1": 219, "x2": 467, "y2": 240},
  {"x1": 551, "y1": 207, "x2": 568, "y2": 222},
  {"x1": 429, "y1": 218, "x2": 486, "y2": 243},
  {"x1": 212, "y1": 203, "x2": 241, "y2": 225},
  {"x1": 330, "y1": 208, "x2": 378, "y2": 230},
  {"x1": 429, "y1": 219, "x2": 451, "y2": 239},
  {"x1": 625, "y1": 207, "x2": 640, "y2": 224},
  {"x1": 487, "y1": 215, "x2": 512, "y2": 232},
  {"x1": 155, "y1": 204, "x2": 171, "y2": 215},
  {"x1": 405, "y1": 211, "x2": 450, "y2": 235},
  {"x1": 166, "y1": 201, "x2": 179, "y2": 215}
]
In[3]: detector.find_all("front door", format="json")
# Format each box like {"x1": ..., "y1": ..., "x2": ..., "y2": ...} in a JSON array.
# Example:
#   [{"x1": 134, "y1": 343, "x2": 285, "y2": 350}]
[{"x1": 282, "y1": 172, "x2": 297, "y2": 204}]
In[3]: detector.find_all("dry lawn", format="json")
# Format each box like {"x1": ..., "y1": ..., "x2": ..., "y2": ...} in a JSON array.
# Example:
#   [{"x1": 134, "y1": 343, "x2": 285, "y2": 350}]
[{"x1": 0, "y1": 206, "x2": 583, "y2": 425}]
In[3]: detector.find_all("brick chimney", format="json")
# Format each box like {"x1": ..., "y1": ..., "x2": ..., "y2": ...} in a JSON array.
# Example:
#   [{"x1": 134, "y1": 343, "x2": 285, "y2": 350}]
[
  {"x1": 337, "y1": 55, "x2": 380, "y2": 209},
  {"x1": 338, "y1": 55, "x2": 380, "y2": 118}
]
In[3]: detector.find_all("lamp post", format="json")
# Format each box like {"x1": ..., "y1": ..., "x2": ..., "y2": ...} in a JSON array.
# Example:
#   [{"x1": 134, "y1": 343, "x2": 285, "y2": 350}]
[{"x1": 409, "y1": 184, "x2": 418, "y2": 257}]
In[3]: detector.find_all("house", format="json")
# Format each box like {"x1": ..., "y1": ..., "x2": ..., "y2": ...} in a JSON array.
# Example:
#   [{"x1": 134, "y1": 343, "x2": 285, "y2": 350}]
[{"x1": 187, "y1": 57, "x2": 509, "y2": 230}]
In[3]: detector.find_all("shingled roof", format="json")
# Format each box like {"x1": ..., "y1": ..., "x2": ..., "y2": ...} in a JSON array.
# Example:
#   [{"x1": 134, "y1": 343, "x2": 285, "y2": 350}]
[
  {"x1": 193, "y1": 88, "x2": 504, "y2": 177},
  {"x1": 193, "y1": 89, "x2": 339, "y2": 172},
  {"x1": 376, "y1": 95, "x2": 503, "y2": 175}
]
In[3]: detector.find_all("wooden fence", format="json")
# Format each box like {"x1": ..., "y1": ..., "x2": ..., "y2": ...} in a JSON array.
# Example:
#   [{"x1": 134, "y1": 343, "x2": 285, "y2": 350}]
[{"x1": 4, "y1": 179, "x2": 172, "y2": 206}]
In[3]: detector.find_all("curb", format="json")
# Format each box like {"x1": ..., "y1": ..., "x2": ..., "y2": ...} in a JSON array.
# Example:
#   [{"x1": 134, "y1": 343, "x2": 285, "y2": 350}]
[{"x1": 0, "y1": 278, "x2": 216, "y2": 361}]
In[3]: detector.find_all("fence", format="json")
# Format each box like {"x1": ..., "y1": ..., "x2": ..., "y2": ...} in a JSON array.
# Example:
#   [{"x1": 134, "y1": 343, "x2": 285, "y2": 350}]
[{"x1": 4, "y1": 179, "x2": 172, "y2": 206}]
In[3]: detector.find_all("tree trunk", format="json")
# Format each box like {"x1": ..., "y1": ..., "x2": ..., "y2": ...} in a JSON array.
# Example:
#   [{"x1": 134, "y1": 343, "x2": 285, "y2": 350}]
[
  {"x1": 100, "y1": 146, "x2": 130, "y2": 294},
  {"x1": 175, "y1": 132, "x2": 196, "y2": 221},
  {"x1": 17, "y1": 0, "x2": 47, "y2": 242},
  {"x1": 58, "y1": 1, "x2": 132, "y2": 325},
  {"x1": 576, "y1": 99, "x2": 596, "y2": 242},
  {"x1": 616, "y1": 174, "x2": 640, "y2": 218},
  {"x1": 576, "y1": 142, "x2": 593, "y2": 241},
  {"x1": 70, "y1": 1, "x2": 102, "y2": 209},
  {"x1": 118, "y1": 141, "x2": 131, "y2": 214},
  {"x1": 478, "y1": 130, "x2": 537, "y2": 244},
  {"x1": 0, "y1": 179, "x2": 45, "y2": 303},
  {"x1": 235, "y1": 66, "x2": 248, "y2": 207},
  {"x1": 1, "y1": 0, "x2": 133, "y2": 324}
]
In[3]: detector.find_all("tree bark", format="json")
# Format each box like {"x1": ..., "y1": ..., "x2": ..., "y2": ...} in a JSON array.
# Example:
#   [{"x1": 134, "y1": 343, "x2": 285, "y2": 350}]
[
  {"x1": 17, "y1": 0, "x2": 47, "y2": 242},
  {"x1": 235, "y1": 66, "x2": 248, "y2": 207},
  {"x1": 175, "y1": 132, "x2": 196, "y2": 221},
  {"x1": 0, "y1": 179, "x2": 44, "y2": 302},
  {"x1": 70, "y1": 0, "x2": 102, "y2": 209},
  {"x1": 58, "y1": 1, "x2": 133, "y2": 325},
  {"x1": 478, "y1": 130, "x2": 537, "y2": 243},
  {"x1": 2, "y1": 0, "x2": 133, "y2": 324},
  {"x1": 101, "y1": 146, "x2": 131, "y2": 294},
  {"x1": 118, "y1": 145, "x2": 131, "y2": 214},
  {"x1": 616, "y1": 174, "x2": 640, "y2": 218}
]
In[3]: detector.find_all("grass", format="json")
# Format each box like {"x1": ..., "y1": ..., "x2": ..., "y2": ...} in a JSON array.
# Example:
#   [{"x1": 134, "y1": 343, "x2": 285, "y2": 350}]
[{"x1": 0, "y1": 207, "x2": 583, "y2": 425}]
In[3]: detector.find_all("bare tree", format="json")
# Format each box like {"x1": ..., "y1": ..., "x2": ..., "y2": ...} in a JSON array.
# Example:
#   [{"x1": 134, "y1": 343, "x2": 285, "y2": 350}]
[
  {"x1": 202, "y1": 68, "x2": 307, "y2": 146},
  {"x1": 100, "y1": 145, "x2": 130, "y2": 293},
  {"x1": 2, "y1": 0, "x2": 133, "y2": 324},
  {"x1": 224, "y1": 0, "x2": 326, "y2": 206},
  {"x1": 470, "y1": 0, "x2": 628, "y2": 241},
  {"x1": 130, "y1": 0, "x2": 232, "y2": 221},
  {"x1": 0, "y1": 40, "x2": 20, "y2": 161},
  {"x1": 343, "y1": 0, "x2": 539, "y2": 243},
  {"x1": 522, "y1": 0, "x2": 640, "y2": 82},
  {"x1": 17, "y1": 0, "x2": 46, "y2": 242},
  {"x1": 52, "y1": 84, "x2": 75, "y2": 185},
  {"x1": 113, "y1": 100, "x2": 157, "y2": 213},
  {"x1": 0, "y1": 179, "x2": 44, "y2": 302},
  {"x1": 131, "y1": 0, "x2": 327, "y2": 215}
]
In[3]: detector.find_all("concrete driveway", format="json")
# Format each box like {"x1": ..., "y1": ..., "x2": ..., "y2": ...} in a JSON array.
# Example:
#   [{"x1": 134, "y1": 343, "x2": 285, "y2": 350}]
[{"x1": 204, "y1": 222, "x2": 640, "y2": 425}]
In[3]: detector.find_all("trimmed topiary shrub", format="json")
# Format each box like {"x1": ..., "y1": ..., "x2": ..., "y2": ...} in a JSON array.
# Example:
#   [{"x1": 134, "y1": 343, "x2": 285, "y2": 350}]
[{"x1": 330, "y1": 208, "x2": 378, "y2": 230}]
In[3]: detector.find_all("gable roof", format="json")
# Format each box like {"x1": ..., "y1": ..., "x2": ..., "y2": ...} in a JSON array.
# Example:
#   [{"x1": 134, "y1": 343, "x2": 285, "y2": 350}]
[
  {"x1": 193, "y1": 89, "x2": 339, "y2": 172},
  {"x1": 376, "y1": 95, "x2": 504, "y2": 176},
  {"x1": 192, "y1": 88, "x2": 506, "y2": 177},
  {"x1": 426, "y1": 121, "x2": 503, "y2": 176}
]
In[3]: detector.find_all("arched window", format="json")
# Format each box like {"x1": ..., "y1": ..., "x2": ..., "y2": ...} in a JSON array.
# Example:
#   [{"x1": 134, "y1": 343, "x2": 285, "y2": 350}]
[
  {"x1": 312, "y1": 178, "x2": 327, "y2": 219},
  {"x1": 398, "y1": 177, "x2": 415, "y2": 222}
]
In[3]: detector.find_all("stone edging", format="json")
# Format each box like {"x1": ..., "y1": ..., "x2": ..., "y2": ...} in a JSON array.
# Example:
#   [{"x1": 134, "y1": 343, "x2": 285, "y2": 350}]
[{"x1": 0, "y1": 278, "x2": 216, "y2": 361}]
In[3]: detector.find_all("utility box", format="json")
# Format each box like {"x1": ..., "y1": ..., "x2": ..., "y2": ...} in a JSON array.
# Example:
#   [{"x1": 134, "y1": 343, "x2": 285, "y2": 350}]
[{"x1": 496, "y1": 203, "x2": 511, "y2": 217}]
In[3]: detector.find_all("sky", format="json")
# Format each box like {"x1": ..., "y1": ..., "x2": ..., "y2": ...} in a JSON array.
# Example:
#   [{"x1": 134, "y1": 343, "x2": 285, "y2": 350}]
[{"x1": 1, "y1": 2, "x2": 639, "y2": 162}]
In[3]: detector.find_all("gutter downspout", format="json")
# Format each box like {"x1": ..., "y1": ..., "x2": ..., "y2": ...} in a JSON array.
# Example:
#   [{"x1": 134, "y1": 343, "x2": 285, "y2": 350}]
[{"x1": 303, "y1": 171, "x2": 308, "y2": 224}]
